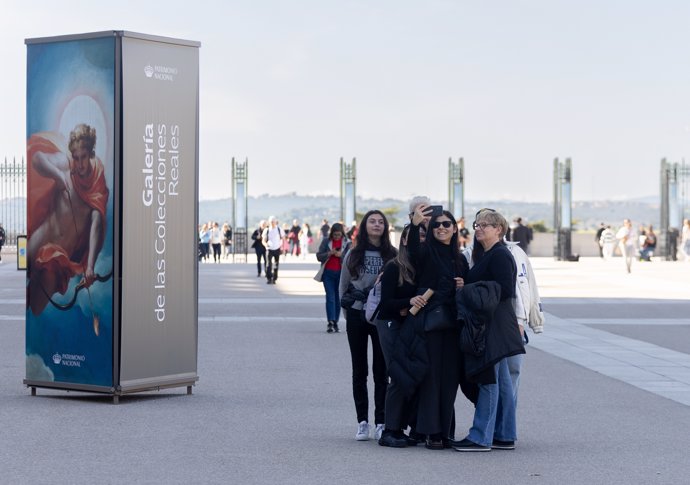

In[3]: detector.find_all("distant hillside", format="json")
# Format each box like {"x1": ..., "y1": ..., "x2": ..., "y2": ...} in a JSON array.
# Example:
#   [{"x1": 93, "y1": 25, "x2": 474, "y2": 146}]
[
  {"x1": 0, "y1": 194, "x2": 666, "y2": 234},
  {"x1": 200, "y1": 194, "x2": 665, "y2": 231}
]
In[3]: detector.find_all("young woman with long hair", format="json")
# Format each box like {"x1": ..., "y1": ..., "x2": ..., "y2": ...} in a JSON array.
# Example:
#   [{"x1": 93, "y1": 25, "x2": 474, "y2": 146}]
[
  {"x1": 339, "y1": 210, "x2": 397, "y2": 441},
  {"x1": 375, "y1": 224, "x2": 425, "y2": 448}
]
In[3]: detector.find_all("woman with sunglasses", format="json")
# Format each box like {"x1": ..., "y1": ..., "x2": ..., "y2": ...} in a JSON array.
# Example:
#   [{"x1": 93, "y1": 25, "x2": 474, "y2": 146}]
[
  {"x1": 452, "y1": 209, "x2": 525, "y2": 452},
  {"x1": 339, "y1": 210, "x2": 397, "y2": 441},
  {"x1": 408, "y1": 205, "x2": 469, "y2": 450}
]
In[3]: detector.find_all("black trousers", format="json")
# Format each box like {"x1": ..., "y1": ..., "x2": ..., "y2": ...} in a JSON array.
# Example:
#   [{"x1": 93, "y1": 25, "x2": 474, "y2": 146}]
[
  {"x1": 255, "y1": 248, "x2": 267, "y2": 275},
  {"x1": 266, "y1": 249, "x2": 281, "y2": 282},
  {"x1": 347, "y1": 309, "x2": 386, "y2": 425},
  {"x1": 376, "y1": 318, "x2": 409, "y2": 431},
  {"x1": 416, "y1": 328, "x2": 459, "y2": 437},
  {"x1": 212, "y1": 243, "x2": 221, "y2": 262}
]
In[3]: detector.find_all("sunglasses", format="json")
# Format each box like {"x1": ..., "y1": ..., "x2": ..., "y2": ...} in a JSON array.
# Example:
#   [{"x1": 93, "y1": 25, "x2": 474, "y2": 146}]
[
  {"x1": 431, "y1": 220, "x2": 453, "y2": 229},
  {"x1": 472, "y1": 222, "x2": 496, "y2": 230}
]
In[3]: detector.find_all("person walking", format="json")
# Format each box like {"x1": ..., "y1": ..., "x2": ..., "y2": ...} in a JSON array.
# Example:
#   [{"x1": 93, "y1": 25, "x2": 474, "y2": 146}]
[
  {"x1": 316, "y1": 223, "x2": 350, "y2": 333},
  {"x1": 222, "y1": 222, "x2": 233, "y2": 260},
  {"x1": 300, "y1": 222, "x2": 312, "y2": 259},
  {"x1": 510, "y1": 217, "x2": 532, "y2": 254},
  {"x1": 263, "y1": 217, "x2": 284, "y2": 284},
  {"x1": 251, "y1": 220, "x2": 267, "y2": 277},
  {"x1": 339, "y1": 210, "x2": 397, "y2": 442},
  {"x1": 199, "y1": 223, "x2": 211, "y2": 263},
  {"x1": 408, "y1": 205, "x2": 468, "y2": 450},
  {"x1": 682, "y1": 219, "x2": 690, "y2": 262},
  {"x1": 599, "y1": 225, "x2": 616, "y2": 261},
  {"x1": 616, "y1": 219, "x2": 637, "y2": 273},
  {"x1": 0, "y1": 222, "x2": 5, "y2": 263},
  {"x1": 320, "y1": 219, "x2": 330, "y2": 241},
  {"x1": 210, "y1": 222, "x2": 222, "y2": 263},
  {"x1": 595, "y1": 223, "x2": 606, "y2": 258}
]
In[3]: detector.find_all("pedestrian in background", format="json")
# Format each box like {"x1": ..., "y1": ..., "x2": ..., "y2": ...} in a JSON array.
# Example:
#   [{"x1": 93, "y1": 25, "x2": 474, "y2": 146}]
[
  {"x1": 263, "y1": 217, "x2": 284, "y2": 284},
  {"x1": 316, "y1": 222, "x2": 349, "y2": 333},
  {"x1": 616, "y1": 219, "x2": 637, "y2": 273},
  {"x1": 199, "y1": 223, "x2": 211, "y2": 263},
  {"x1": 510, "y1": 217, "x2": 532, "y2": 254},
  {"x1": 682, "y1": 219, "x2": 690, "y2": 262},
  {"x1": 300, "y1": 222, "x2": 312, "y2": 259},
  {"x1": 251, "y1": 220, "x2": 267, "y2": 277},
  {"x1": 595, "y1": 222, "x2": 606, "y2": 258},
  {"x1": 222, "y1": 222, "x2": 233, "y2": 260},
  {"x1": 599, "y1": 225, "x2": 616, "y2": 261},
  {"x1": 0, "y1": 222, "x2": 5, "y2": 263},
  {"x1": 210, "y1": 222, "x2": 222, "y2": 263}
]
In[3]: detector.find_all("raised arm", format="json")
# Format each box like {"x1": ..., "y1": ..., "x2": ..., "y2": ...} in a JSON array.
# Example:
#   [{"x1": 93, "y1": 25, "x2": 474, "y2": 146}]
[{"x1": 32, "y1": 150, "x2": 71, "y2": 191}]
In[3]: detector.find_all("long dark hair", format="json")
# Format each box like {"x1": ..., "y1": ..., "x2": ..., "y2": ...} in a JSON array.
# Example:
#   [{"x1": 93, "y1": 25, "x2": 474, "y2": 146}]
[
  {"x1": 427, "y1": 210, "x2": 468, "y2": 278},
  {"x1": 347, "y1": 210, "x2": 397, "y2": 278},
  {"x1": 393, "y1": 224, "x2": 415, "y2": 286}
]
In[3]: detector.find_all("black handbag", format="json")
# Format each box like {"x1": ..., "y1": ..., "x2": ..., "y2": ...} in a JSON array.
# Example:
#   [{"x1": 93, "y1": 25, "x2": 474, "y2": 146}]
[
  {"x1": 340, "y1": 284, "x2": 369, "y2": 310},
  {"x1": 422, "y1": 304, "x2": 455, "y2": 332}
]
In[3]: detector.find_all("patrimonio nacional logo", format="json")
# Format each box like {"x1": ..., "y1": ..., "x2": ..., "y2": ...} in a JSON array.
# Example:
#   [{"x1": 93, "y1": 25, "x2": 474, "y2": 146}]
[
  {"x1": 52, "y1": 353, "x2": 61, "y2": 364},
  {"x1": 144, "y1": 63, "x2": 177, "y2": 82}
]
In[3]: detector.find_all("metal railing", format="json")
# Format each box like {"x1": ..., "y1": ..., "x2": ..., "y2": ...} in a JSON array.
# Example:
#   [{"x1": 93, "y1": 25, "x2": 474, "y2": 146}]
[{"x1": 0, "y1": 157, "x2": 27, "y2": 247}]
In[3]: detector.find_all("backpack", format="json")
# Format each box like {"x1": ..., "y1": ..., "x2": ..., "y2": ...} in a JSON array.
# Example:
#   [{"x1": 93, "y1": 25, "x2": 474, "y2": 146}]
[{"x1": 364, "y1": 275, "x2": 383, "y2": 324}]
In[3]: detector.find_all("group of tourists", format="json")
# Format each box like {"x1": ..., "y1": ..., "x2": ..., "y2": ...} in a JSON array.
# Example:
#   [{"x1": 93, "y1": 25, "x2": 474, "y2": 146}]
[
  {"x1": 596, "y1": 218, "x2": 690, "y2": 270},
  {"x1": 314, "y1": 196, "x2": 544, "y2": 452},
  {"x1": 249, "y1": 217, "x2": 314, "y2": 284},
  {"x1": 198, "y1": 222, "x2": 233, "y2": 263}
]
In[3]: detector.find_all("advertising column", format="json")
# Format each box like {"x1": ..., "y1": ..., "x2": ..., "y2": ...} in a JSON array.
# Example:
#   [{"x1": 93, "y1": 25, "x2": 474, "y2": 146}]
[{"x1": 119, "y1": 35, "x2": 199, "y2": 391}]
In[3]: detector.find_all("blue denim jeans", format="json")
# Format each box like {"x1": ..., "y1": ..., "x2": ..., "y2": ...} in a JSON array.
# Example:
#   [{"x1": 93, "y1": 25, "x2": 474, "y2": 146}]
[
  {"x1": 322, "y1": 269, "x2": 341, "y2": 322},
  {"x1": 506, "y1": 353, "x2": 524, "y2": 407},
  {"x1": 466, "y1": 358, "x2": 517, "y2": 446}
]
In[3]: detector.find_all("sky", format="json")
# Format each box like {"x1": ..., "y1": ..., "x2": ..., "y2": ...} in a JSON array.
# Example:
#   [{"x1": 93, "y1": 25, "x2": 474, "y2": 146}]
[{"x1": 2, "y1": 0, "x2": 690, "y2": 203}]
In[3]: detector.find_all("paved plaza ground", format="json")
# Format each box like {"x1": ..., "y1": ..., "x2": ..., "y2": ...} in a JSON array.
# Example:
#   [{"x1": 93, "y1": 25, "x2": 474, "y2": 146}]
[{"x1": 1, "y1": 252, "x2": 689, "y2": 484}]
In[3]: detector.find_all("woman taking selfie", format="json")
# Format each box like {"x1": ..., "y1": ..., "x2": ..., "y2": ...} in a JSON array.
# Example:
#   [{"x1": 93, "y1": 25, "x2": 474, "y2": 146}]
[
  {"x1": 316, "y1": 223, "x2": 349, "y2": 333},
  {"x1": 408, "y1": 205, "x2": 469, "y2": 450},
  {"x1": 339, "y1": 210, "x2": 397, "y2": 441}
]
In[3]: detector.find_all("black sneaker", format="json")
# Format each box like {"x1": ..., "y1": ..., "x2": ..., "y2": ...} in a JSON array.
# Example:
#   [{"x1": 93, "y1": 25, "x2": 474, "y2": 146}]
[
  {"x1": 452, "y1": 438, "x2": 491, "y2": 452},
  {"x1": 405, "y1": 430, "x2": 424, "y2": 447},
  {"x1": 327, "y1": 322, "x2": 334, "y2": 333},
  {"x1": 491, "y1": 439, "x2": 515, "y2": 450},
  {"x1": 333, "y1": 323, "x2": 340, "y2": 333},
  {"x1": 378, "y1": 431, "x2": 407, "y2": 448}
]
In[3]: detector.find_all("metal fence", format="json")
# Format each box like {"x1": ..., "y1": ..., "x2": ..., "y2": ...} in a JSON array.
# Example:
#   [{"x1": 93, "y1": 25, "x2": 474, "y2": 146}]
[{"x1": 0, "y1": 157, "x2": 27, "y2": 247}]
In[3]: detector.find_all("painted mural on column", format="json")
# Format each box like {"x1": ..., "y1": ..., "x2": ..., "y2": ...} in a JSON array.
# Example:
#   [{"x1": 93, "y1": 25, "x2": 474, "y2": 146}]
[{"x1": 26, "y1": 37, "x2": 114, "y2": 387}]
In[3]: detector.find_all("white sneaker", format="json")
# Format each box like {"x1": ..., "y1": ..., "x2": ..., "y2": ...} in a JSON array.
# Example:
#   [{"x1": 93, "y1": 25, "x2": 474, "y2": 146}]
[
  {"x1": 355, "y1": 421, "x2": 370, "y2": 441},
  {"x1": 375, "y1": 424, "x2": 384, "y2": 441}
]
